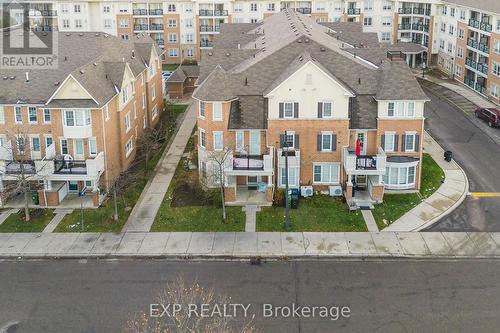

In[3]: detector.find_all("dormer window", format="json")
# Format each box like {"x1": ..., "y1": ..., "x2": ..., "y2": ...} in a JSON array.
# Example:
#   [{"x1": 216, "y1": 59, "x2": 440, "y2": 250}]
[{"x1": 122, "y1": 85, "x2": 129, "y2": 104}]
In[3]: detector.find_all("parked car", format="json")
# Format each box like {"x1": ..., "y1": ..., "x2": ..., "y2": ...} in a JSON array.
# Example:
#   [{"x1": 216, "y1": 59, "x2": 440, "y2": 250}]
[{"x1": 474, "y1": 107, "x2": 500, "y2": 127}]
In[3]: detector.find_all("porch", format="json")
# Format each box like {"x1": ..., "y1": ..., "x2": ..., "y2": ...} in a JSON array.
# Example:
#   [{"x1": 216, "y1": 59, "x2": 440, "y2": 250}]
[
  {"x1": 225, "y1": 186, "x2": 269, "y2": 206},
  {"x1": 345, "y1": 174, "x2": 385, "y2": 210},
  {"x1": 224, "y1": 175, "x2": 273, "y2": 206},
  {"x1": 2, "y1": 192, "x2": 96, "y2": 209}
]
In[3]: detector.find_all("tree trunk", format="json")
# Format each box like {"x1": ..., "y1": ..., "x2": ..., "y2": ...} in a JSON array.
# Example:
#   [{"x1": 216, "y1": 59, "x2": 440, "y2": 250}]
[
  {"x1": 24, "y1": 189, "x2": 30, "y2": 222},
  {"x1": 113, "y1": 187, "x2": 119, "y2": 221},
  {"x1": 219, "y1": 165, "x2": 226, "y2": 222},
  {"x1": 145, "y1": 152, "x2": 149, "y2": 176}
]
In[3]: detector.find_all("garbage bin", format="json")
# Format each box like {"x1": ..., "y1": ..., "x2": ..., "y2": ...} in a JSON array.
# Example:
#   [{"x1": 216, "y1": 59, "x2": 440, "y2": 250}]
[
  {"x1": 31, "y1": 191, "x2": 39, "y2": 205},
  {"x1": 444, "y1": 150, "x2": 453, "y2": 162},
  {"x1": 290, "y1": 189, "x2": 299, "y2": 209}
]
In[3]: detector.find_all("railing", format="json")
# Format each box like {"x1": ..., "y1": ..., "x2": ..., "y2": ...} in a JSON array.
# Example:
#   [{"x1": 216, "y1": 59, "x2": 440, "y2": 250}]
[
  {"x1": 413, "y1": 8, "x2": 425, "y2": 15},
  {"x1": 149, "y1": 24, "x2": 164, "y2": 30},
  {"x1": 133, "y1": 9, "x2": 148, "y2": 15},
  {"x1": 464, "y1": 77, "x2": 475, "y2": 88},
  {"x1": 412, "y1": 23, "x2": 429, "y2": 32},
  {"x1": 149, "y1": 9, "x2": 163, "y2": 15},
  {"x1": 134, "y1": 24, "x2": 149, "y2": 31},
  {"x1": 347, "y1": 8, "x2": 361, "y2": 15},
  {"x1": 200, "y1": 41, "x2": 213, "y2": 47},
  {"x1": 32, "y1": 26, "x2": 54, "y2": 32},
  {"x1": 214, "y1": 10, "x2": 228, "y2": 16},
  {"x1": 464, "y1": 77, "x2": 486, "y2": 95},
  {"x1": 296, "y1": 8, "x2": 312, "y2": 14},
  {"x1": 475, "y1": 83, "x2": 486, "y2": 95},
  {"x1": 398, "y1": 23, "x2": 411, "y2": 30},
  {"x1": 200, "y1": 25, "x2": 214, "y2": 32},
  {"x1": 343, "y1": 147, "x2": 386, "y2": 173},
  {"x1": 469, "y1": 19, "x2": 492, "y2": 33},
  {"x1": 29, "y1": 10, "x2": 57, "y2": 16},
  {"x1": 155, "y1": 39, "x2": 164, "y2": 46},
  {"x1": 233, "y1": 155, "x2": 264, "y2": 170},
  {"x1": 465, "y1": 57, "x2": 488, "y2": 75},
  {"x1": 199, "y1": 9, "x2": 214, "y2": 16},
  {"x1": 467, "y1": 38, "x2": 490, "y2": 53},
  {"x1": 3, "y1": 160, "x2": 36, "y2": 175},
  {"x1": 398, "y1": 8, "x2": 412, "y2": 14},
  {"x1": 54, "y1": 160, "x2": 87, "y2": 174}
]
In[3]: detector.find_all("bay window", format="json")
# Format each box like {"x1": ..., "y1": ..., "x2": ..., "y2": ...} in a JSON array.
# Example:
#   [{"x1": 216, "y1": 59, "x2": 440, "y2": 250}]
[
  {"x1": 383, "y1": 165, "x2": 417, "y2": 189},
  {"x1": 64, "y1": 110, "x2": 91, "y2": 126}
]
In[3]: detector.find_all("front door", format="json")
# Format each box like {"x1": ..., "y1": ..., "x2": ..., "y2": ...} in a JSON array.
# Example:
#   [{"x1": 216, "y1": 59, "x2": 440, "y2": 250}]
[
  {"x1": 249, "y1": 131, "x2": 260, "y2": 155},
  {"x1": 356, "y1": 131, "x2": 367, "y2": 155},
  {"x1": 247, "y1": 176, "x2": 260, "y2": 190},
  {"x1": 68, "y1": 181, "x2": 79, "y2": 192},
  {"x1": 355, "y1": 175, "x2": 367, "y2": 190}
]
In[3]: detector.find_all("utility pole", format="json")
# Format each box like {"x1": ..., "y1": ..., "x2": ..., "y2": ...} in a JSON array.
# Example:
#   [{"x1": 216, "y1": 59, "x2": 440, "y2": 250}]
[{"x1": 283, "y1": 131, "x2": 291, "y2": 230}]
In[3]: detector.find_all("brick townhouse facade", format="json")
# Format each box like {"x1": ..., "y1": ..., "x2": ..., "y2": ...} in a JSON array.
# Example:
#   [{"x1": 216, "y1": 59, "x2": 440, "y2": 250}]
[
  {"x1": 193, "y1": 10, "x2": 429, "y2": 207},
  {"x1": 0, "y1": 31, "x2": 163, "y2": 207}
]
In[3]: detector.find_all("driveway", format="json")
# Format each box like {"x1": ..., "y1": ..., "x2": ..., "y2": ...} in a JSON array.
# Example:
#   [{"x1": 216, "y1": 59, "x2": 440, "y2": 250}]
[{"x1": 420, "y1": 80, "x2": 500, "y2": 231}]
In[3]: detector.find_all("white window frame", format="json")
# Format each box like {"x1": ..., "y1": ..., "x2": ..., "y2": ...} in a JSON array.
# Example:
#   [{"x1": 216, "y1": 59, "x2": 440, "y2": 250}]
[
  {"x1": 152, "y1": 106, "x2": 158, "y2": 120},
  {"x1": 283, "y1": 102, "x2": 294, "y2": 118},
  {"x1": 235, "y1": 131, "x2": 244, "y2": 152},
  {"x1": 320, "y1": 132, "x2": 333, "y2": 151},
  {"x1": 125, "y1": 112, "x2": 131, "y2": 132},
  {"x1": 199, "y1": 128, "x2": 206, "y2": 148},
  {"x1": 28, "y1": 106, "x2": 37, "y2": 123},
  {"x1": 44, "y1": 135, "x2": 53, "y2": 148},
  {"x1": 14, "y1": 106, "x2": 22, "y2": 123},
  {"x1": 63, "y1": 110, "x2": 91, "y2": 127},
  {"x1": 279, "y1": 166, "x2": 299, "y2": 188},
  {"x1": 212, "y1": 102, "x2": 222, "y2": 121},
  {"x1": 151, "y1": 85, "x2": 156, "y2": 100},
  {"x1": 88, "y1": 137, "x2": 97, "y2": 155},
  {"x1": 43, "y1": 108, "x2": 51, "y2": 123},
  {"x1": 384, "y1": 132, "x2": 396, "y2": 152},
  {"x1": 406, "y1": 102, "x2": 415, "y2": 117},
  {"x1": 404, "y1": 132, "x2": 416, "y2": 152},
  {"x1": 383, "y1": 164, "x2": 418, "y2": 189},
  {"x1": 199, "y1": 101, "x2": 206, "y2": 118},
  {"x1": 312, "y1": 163, "x2": 340, "y2": 184},
  {"x1": 125, "y1": 138, "x2": 134, "y2": 157},
  {"x1": 0, "y1": 106, "x2": 4, "y2": 124},
  {"x1": 213, "y1": 131, "x2": 223, "y2": 151},
  {"x1": 322, "y1": 101, "x2": 333, "y2": 118},
  {"x1": 142, "y1": 93, "x2": 146, "y2": 109}
]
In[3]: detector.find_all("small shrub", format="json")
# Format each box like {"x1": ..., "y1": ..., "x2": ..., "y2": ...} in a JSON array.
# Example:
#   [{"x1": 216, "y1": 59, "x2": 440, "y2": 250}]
[{"x1": 273, "y1": 188, "x2": 285, "y2": 207}]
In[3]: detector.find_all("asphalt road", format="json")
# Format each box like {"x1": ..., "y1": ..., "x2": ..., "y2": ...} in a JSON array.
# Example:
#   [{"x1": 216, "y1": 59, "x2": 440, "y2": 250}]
[
  {"x1": 420, "y1": 80, "x2": 500, "y2": 231},
  {"x1": 1, "y1": 259, "x2": 500, "y2": 332}
]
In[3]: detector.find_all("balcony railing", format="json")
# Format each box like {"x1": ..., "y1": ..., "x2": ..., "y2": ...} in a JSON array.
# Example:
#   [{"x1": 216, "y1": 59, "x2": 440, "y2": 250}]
[
  {"x1": 29, "y1": 10, "x2": 57, "y2": 16},
  {"x1": 214, "y1": 10, "x2": 228, "y2": 16},
  {"x1": 464, "y1": 77, "x2": 486, "y2": 95},
  {"x1": 54, "y1": 160, "x2": 88, "y2": 174},
  {"x1": 347, "y1": 8, "x2": 361, "y2": 15},
  {"x1": 134, "y1": 24, "x2": 149, "y2": 31},
  {"x1": 133, "y1": 9, "x2": 148, "y2": 15},
  {"x1": 413, "y1": 8, "x2": 425, "y2": 15},
  {"x1": 296, "y1": 7, "x2": 312, "y2": 14},
  {"x1": 200, "y1": 25, "x2": 214, "y2": 32},
  {"x1": 399, "y1": 23, "x2": 411, "y2": 30},
  {"x1": 469, "y1": 19, "x2": 492, "y2": 33},
  {"x1": 227, "y1": 148, "x2": 274, "y2": 173},
  {"x1": 149, "y1": 24, "x2": 164, "y2": 30},
  {"x1": 3, "y1": 160, "x2": 36, "y2": 175},
  {"x1": 199, "y1": 9, "x2": 213, "y2": 16},
  {"x1": 475, "y1": 83, "x2": 486, "y2": 95},
  {"x1": 343, "y1": 147, "x2": 386, "y2": 174},
  {"x1": 412, "y1": 23, "x2": 429, "y2": 32},
  {"x1": 42, "y1": 152, "x2": 105, "y2": 176},
  {"x1": 467, "y1": 38, "x2": 490, "y2": 53},
  {"x1": 465, "y1": 57, "x2": 488, "y2": 75},
  {"x1": 32, "y1": 26, "x2": 54, "y2": 32},
  {"x1": 149, "y1": 9, "x2": 163, "y2": 15},
  {"x1": 155, "y1": 39, "x2": 164, "y2": 46},
  {"x1": 398, "y1": 8, "x2": 412, "y2": 14},
  {"x1": 200, "y1": 40, "x2": 213, "y2": 47}
]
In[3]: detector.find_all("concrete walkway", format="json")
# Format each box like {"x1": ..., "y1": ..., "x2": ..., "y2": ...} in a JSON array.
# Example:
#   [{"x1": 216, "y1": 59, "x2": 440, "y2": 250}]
[
  {"x1": 361, "y1": 210, "x2": 379, "y2": 232},
  {"x1": 0, "y1": 209, "x2": 18, "y2": 225},
  {"x1": 243, "y1": 205, "x2": 259, "y2": 232},
  {"x1": 43, "y1": 209, "x2": 73, "y2": 233},
  {"x1": 123, "y1": 101, "x2": 196, "y2": 232},
  {"x1": 1, "y1": 231, "x2": 500, "y2": 258},
  {"x1": 384, "y1": 132, "x2": 469, "y2": 231}
]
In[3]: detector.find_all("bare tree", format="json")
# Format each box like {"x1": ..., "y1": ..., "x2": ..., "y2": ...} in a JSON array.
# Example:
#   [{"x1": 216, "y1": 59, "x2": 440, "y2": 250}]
[
  {"x1": 125, "y1": 275, "x2": 258, "y2": 333},
  {"x1": 206, "y1": 148, "x2": 232, "y2": 222},
  {"x1": 136, "y1": 126, "x2": 165, "y2": 176},
  {"x1": 1, "y1": 127, "x2": 50, "y2": 222},
  {"x1": 109, "y1": 170, "x2": 136, "y2": 221}
]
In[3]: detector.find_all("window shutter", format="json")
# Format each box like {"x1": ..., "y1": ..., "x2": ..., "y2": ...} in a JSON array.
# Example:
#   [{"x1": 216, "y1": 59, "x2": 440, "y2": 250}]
[
  {"x1": 332, "y1": 134, "x2": 337, "y2": 151},
  {"x1": 294, "y1": 134, "x2": 299, "y2": 149},
  {"x1": 279, "y1": 103, "x2": 284, "y2": 118},
  {"x1": 415, "y1": 134, "x2": 420, "y2": 152},
  {"x1": 293, "y1": 102, "x2": 299, "y2": 118},
  {"x1": 317, "y1": 102, "x2": 323, "y2": 118},
  {"x1": 279, "y1": 134, "x2": 284, "y2": 148},
  {"x1": 394, "y1": 135, "x2": 399, "y2": 152},
  {"x1": 381, "y1": 135, "x2": 385, "y2": 150},
  {"x1": 317, "y1": 134, "x2": 322, "y2": 151},
  {"x1": 401, "y1": 135, "x2": 406, "y2": 152}
]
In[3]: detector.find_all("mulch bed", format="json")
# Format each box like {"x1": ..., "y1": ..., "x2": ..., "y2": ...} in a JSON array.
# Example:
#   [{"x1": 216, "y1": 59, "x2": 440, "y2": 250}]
[{"x1": 170, "y1": 170, "x2": 215, "y2": 207}]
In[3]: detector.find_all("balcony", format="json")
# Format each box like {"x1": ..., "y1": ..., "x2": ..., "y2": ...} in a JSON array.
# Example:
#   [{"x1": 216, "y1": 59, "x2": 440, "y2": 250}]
[
  {"x1": 200, "y1": 25, "x2": 214, "y2": 32},
  {"x1": 199, "y1": 9, "x2": 228, "y2": 16},
  {"x1": 149, "y1": 9, "x2": 163, "y2": 15},
  {"x1": 155, "y1": 38, "x2": 164, "y2": 46},
  {"x1": 214, "y1": 10, "x2": 228, "y2": 16},
  {"x1": 1, "y1": 160, "x2": 36, "y2": 175},
  {"x1": 296, "y1": 8, "x2": 312, "y2": 14},
  {"x1": 469, "y1": 19, "x2": 492, "y2": 33},
  {"x1": 343, "y1": 147, "x2": 386, "y2": 175},
  {"x1": 464, "y1": 77, "x2": 487, "y2": 95},
  {"x1": 35, "y1": 152, "x2": 105, "y2": 178},
  {"x1": 134, "y1": 24, "x2": 149, "y2": 31},
  {"x1": 467, "y1": 38, "x2": 490, "y2": 53},
  {"x1": 398, "y1": 23, "x2": 411, "y2": 30},
  {"x1": 412, "y1": 23, "x2": 429, "y2": 32},
  {"x1": 29, "y1": 10, "x2": 57, "y2": 17},
  {"x1": 412, "y1": 8, "x2": 426, "y2": 15},
  {"x1": 133, "y1": 9, "x2": 148, "y2": 15},
  {"x1": 200, "y1": 40, "x2": 213, "y2": 48},
  {"x1": 465, "y1": 58, "x2": 488, "y2": 75},
  {"x1": 398, "y1": 8, "x2": 412, "y2": 14},
  {"x1": 32, "y1": 26, "x2": 55, "y2": 32},
  {"x1": 226, "y1": 148, "x2": 274, "y2": 174},
  {"x1": 347, "y1": 8, "x2": 361, "y2": 15},
  {"x1": 149, "y1": 24, "x2": 164, "y2": 31}
]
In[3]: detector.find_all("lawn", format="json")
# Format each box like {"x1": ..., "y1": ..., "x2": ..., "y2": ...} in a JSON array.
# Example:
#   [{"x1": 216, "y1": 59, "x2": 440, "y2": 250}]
[
  {"x1": 55, "y1": 104, "x2": 187, "y2": 232},
  {"x1": 0, "y1": 209, "x2": 55, "y2": 233},
  {"x1": 256, "y1": 195, "x2": 367, "y2": 232},
  {"x1": 162, "y1": 64, "x2": 179, "y2": 71},
  {"x1": 372, "y1": 153, "x2": 444, "y2": 230}
]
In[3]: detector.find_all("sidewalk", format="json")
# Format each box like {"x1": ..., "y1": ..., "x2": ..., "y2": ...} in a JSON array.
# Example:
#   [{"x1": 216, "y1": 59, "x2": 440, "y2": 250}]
[
  {"x1": 123, "y1": 101, "x2": 197, "y2": 232},
  {"x1": 384, "y1": 132, "x2": 469, "y2": 231},
  {"x1": 1, "y1": 231, "x2": 500, "y2": 258}
]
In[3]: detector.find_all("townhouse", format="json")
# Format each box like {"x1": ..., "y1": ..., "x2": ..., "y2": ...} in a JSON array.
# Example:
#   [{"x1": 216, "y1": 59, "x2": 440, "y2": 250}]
[
  {"x1": 192, "y1": 10, "x2": 428, "y2": 207},
  {"x1": 0, "y1": 31, "x2": 163, "y2": 207},
  {"x1": 10, "y1": 1, "x2": 500, "y2": 102}
]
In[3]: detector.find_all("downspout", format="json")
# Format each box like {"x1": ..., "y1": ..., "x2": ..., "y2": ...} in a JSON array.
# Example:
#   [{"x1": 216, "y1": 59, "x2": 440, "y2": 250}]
[{"x1": 100, "y1": 104, "x2": 110, "y2": 192}]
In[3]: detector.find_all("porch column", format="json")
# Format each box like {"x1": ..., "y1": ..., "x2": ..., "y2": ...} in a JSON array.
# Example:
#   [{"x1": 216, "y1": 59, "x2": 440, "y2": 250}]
[
  {"x1": 412, "y1": 54, "x2": 416, "y2": 68},
  {"x1": 378, "y1": 175, "x2": 383, "y2": 184},
  {"x1": 267, "y1": 174, "x2": 272, "y2": 186},
  {"x1": 345, "y1": 173, "x2": 353, "y2": 200},
  {"x1": 45, "y1": 180, "x2": 52, "y2": 191}
]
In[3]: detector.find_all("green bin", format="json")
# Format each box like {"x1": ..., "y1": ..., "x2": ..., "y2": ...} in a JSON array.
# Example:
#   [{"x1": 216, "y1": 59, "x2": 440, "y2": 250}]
[{"x1": 31, "y1": 191, "x2": 39, "y2": 205}]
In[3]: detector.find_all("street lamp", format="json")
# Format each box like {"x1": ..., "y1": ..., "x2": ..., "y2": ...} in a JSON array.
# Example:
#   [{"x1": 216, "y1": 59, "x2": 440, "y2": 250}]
[
  {"x1": 281, "y1": 131, "x2": 295, "y2": 230},
  {"x1": 422, "y1": 61, "x2": 426, "y2": 79}
]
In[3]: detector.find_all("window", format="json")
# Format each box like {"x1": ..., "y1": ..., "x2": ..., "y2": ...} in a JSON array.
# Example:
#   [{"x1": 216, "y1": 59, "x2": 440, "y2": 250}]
[
  {"x1": 383, "y1": 165, "x2": 417, "y2": 188},
  {"x1": 497, "y1": 19, "x2": 500, "y2": 32},
  {"x1": 31, "y1": 137, "x2": 40, "y2": 153},
  {"x1": 89, "y1": 138, "x2": 97, "y2": 155},
  {"x1": 0, "y1": 106, "x2": 4, "y2": 124},
  {"x1": 15, "y1": 106, "x2": 22, "y2": 123},
  {"x1": 185, "y1": 4, "x2": 193, "y2": 12},
  {"x1": 250, "y1": 18, "x2": 258, "y2": 23},
  {"x1": 449, "y1": 26, "x2": 455, "y2": 36},
  {"x1": 61, "y1": 4, "x2": 69, "y2": 13},
  {"x1": 74, "y1": 139, "x2": 84, "y2": 155},
  {"x1": 133, "y1": 102, "x2": 137, "y2": 119},
  {"x1": 74, "y1": 4, "x2": 81, "y2": 13},
  {"x1": 460, "y1": 10, "x2": 466, "y2": 20},
  {"x1": 187, "y1": 48, "x2": 194, "y2": 57},
  {"x1": 382, "y1": 1, "x2": 392, "y2": 10},
  {"x1": 283, "y1": 132, "x2": 295, "y2": 149},
  {"x1": 250, "y1": 3, "x2": 257, "y2": 12},
  {"x1": 441, "y1": 6, "x2": 447, "y2": 15},
  {"x1": 455, "y1": 65, "x2": 462, "y2": 77},
  {"x1": 407, "y1": 102, "x2": 415, "y2": 117},
  {"x1": 382, "y1": 17, "x2": 392, "y2": 26},
  {"x1": 387, "y1": 102, "x2": 395, "y2": 116},
  {"x1": 168, "y1": 4, "x2": 176, "y2": 12},
  {"x1": 142, "y1": 93, "x2": 146, "y2": 109},
  {"x1": 457, "y1": 47, "x2": 464, "y2": 58},
  {"x1": 151, "y1": 85, "x2": 156, "y2": 100},
  {"x1": 236, "y1": 131, "x2": 244, "y2": 151},
  {"x1": 152, "y1": 106, "x2": 158, "y2": 119},
  {"x1": 125, "y1": 138, "x2": 133, "y2": 157},
  {"x1": 61, "y1": 139, "x2": 68, "y2": 154},
  {"x1": 280, "y1": 167, "x2": 298, "y2": 187},
  {"x1": 199, "y1": 101, "x2": 206, "y2": 118},
  {"x1": 313, "y1": 164, "x2": 339, "y2": 184},
  {"x1": 119, "y1": 19, "x2": 128, "y2": 28},
  {"x1": 364, "y1": 0, "x2": 374, "y2": 11},
  {"x1": 404, "y1": 133, "x2": 416, "y2": 152},
  {"x1": 450, "y1": 8, "x2": 455, "y2": 17},
  {"x1": 458, "y1": 28, "x2": 464, "y2": 39},
  {"x1": 103, "y1": 5, "x2": 110, "y2": 13},
  {"x1": 43, "y1": 108, "x2": 50, "y2": 123},
  {"x1": 104, "y1": 104, "x2": 109, "y2": 120},
  {"x1": 234, "y1": 3, "x2": 243, "y2": 12},
  {"x1": 384, "y1": 133, "x2": 396, "y2": 152},
  {"x1": 28, "y1": 107, "x2": 37, "y2": 123},
  {"x1": 447, "y1": 42, "x2": 453, "y2": 54},
  {"x1": 121, "y1": 34, "x2": 129, "y2": 40},
  {"x1": 185, "y1": 19, "x2": 193, "y2": 28},
  {"x1": 122, "y1": 86, "x2": 129, "y2": 104},
  {"x1": 213, "y1": 132, "x2": 223, "y2": 150},
  {"x1": 143, "y1": 115, "x2": 147, "y2": 128},
  {"x1": 45, "y1": 136, "x2": 53, "y2": 148},
  {"x1": 119, "y1": 5, "x2": 128, "y2": 13},
  {"x1": 62, "y1": 19, "x2": 70, "y2": 28},
  {"x1": 199, "y1": 129, "x2": 206, "y2": 148},
  {"x1": 439, "y1": 39, "x2": 445, "y2": 50},
  {"x1": 491, "y1": 84, "x2": 500, "y2": 98},
  {"x1": 364, "y1": 17, "x2": 372, "y2": 26},
  {"x1": 494, "y1": 40, "x2": 500, "y2": 54},
  {"x1": 125, "y1": 112, "x2": 131, "y2": 132},
  {"x1": 64, "y1": 110, "x2": 91, "y2": 126},
  {"x1": 322, "y1": 102, "x2": 332, "y2": 117},
  {"x1": 284, "y1": 102, "x2": 294, "y2": 118},
  {"x1": 104, "y1": 19, "x2": 112, "y2": 29},
  {"x1": 396, "y1": 102, "x2": 405, "y2": 117},
  {"x1": 75, "y1": 19, "x2": 82, "y2": 28},
  {"x1": 168, "y1": 19, "x2": 177, "y2": 27},
  {"x1": 319, "y1": 132, "x2": 334, "y2": 151},
  {"x1": 168, "y1": 33, "x2": 177, "y2": 43},
  {"x1": 267, "y1": 3, "x2": 275, "y2": 11},
  {"x1": 493, "y1": 62, "x2": 500, "y2": 77},
  {"x1": 168, "y1": 48, "x2": 178, "y2": 57},
  {"x1": 213, "y1": 102, "x2": 222, "y2": 120},
  {"x1": 381, "y1": 32, "x2": 391, "y2": 41}
]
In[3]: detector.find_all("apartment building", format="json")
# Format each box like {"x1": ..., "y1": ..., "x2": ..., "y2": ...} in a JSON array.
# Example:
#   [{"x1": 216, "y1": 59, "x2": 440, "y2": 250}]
[
  {"x1": 0, "y1": 31, "x2": 163, "y2": 207},
  {"x1": 193, "y1": 10, "x2": 428, "y2": 207}
]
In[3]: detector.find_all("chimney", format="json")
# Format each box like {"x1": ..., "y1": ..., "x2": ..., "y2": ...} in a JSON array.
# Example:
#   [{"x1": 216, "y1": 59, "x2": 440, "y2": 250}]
[{"x1": 25, "y1": 72, "x2": 29, "y2": 82}]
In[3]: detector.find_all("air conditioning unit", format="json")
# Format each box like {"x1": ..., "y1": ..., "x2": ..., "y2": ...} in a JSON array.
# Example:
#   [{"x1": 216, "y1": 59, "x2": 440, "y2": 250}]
[
  {"x1": 329, "y1": 185, "x2": 343, "y2": 197},
  {"x1": 300, "y1": 186, "x2": 313, "y2": 197}
]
